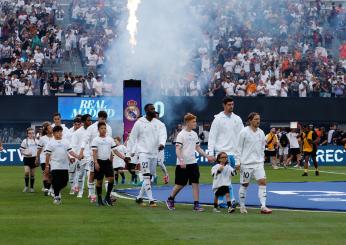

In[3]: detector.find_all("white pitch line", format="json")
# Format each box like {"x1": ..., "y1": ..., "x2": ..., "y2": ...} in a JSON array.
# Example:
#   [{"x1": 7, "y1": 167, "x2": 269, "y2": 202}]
[
  {"x1": 286, "y1": 167, "x2": 346, "y2": 175},
  {"x1": 113, "y1": 191, "x2": 346, "y2": 214}
]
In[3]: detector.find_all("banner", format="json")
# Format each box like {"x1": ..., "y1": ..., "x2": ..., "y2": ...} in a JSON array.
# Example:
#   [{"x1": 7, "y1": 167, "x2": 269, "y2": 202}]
[
  {"x1": 58, "y1": 97, "x2": 122, "y2": 121},
  {"x1": 123, "y1": 80, "x2": 142, "y2": 141},
  {"x1": 1, "y1": 144, "x2": 345, "y2": 166}
]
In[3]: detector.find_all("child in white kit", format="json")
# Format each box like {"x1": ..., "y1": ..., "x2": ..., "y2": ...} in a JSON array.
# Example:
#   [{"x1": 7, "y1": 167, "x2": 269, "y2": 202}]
[{"x1": 211, "y1": 152, "x2": 236, "y2": 213}]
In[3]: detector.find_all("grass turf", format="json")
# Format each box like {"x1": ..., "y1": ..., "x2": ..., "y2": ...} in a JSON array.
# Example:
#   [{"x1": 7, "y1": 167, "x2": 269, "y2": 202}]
[{"x1": 0, "y1": 165, "x2": 346, "y2": 245}]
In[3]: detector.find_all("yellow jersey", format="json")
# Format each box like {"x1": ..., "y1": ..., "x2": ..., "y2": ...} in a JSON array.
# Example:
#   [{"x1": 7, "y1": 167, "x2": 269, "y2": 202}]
[
  {"x1": 266, "y1": 133, "x2": 278, "y2": 151},
  {"x1": 303, "y1": 131, "x2": 313, "y2": 152}
]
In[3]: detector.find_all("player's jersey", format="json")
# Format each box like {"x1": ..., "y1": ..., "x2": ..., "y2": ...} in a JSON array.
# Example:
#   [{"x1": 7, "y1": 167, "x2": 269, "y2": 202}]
[
  {"x1": 211, "y1": 164, "x2": 234, "y2": 192},
  {"x1": 20, "y1": 138, "x2": 38, "y2": 157},
  {"x1": 175, "y1": 129, "x2": 199, "y2": 165},
  {"x1": 91, "y1": 136, "x2": 116, "y2": 161},
  {"x1": 37, "y1": 135, "x2": 53, "y2": 163},
  {"x1": 303, "y1": 131, "x2": 313, "y2": 152},
  {"x1": 235, "y1": 126, "x2": 266, "y2": 167},
  {"x1": 127, "y1": 117, "x2": 165, "y2": 156},
  {"x1": 113, "y1": 144, "x2": 127, "y2": 168},
  {"x1": 45, "y1": 139, "x2": 73, "y2": 170},
  {"x1": 265, "y1": 133, "x2": 278, "y2": 151}
]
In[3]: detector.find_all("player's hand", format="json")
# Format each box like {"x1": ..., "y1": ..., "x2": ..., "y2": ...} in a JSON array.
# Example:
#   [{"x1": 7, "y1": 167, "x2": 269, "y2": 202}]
[
  {"x1": 219, "y1": 165, "x2": 224, "y2": 171},
  {"x1": 179, "y1": 159, "x2": 186, "y2": 169},
  {"x1": 78, "y1": 152, "x2": 84, "y2": 160},
  {"x1": 158, "y1": 144, "x2": 165, "y2": 151},
  {"x1": 163, "y1": 175, "x2": 169, "y2": 184},
  {"x1": 95, "y1": 162, "x2": 100, "y2": 171},
  {"x1": 124, "y1": 157, "x2": 131, "y2": 163},
  {"x1": 35, "y1": 157, "x2": 39, "y2": 167},
  {"x1": 236, "y1": 165, "x2": 240, "y2": 171},
  {"x1": 70, "y1": 158, "x2": 75, "y2": 163},
  {"x1": 207, "y1": 156, "x2": 215, "y2": 163}
]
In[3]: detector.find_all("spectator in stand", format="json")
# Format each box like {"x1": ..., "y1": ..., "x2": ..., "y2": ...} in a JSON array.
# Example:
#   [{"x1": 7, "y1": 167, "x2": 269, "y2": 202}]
[{"x1": 93, "y1": 75, "x2": 104, "y2": 96}]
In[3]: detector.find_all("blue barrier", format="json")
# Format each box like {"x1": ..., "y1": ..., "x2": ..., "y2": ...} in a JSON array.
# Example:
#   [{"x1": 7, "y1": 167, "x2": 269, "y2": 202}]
[{"x1": 0, "y1": 144, "x2": 345, "y2": 166}]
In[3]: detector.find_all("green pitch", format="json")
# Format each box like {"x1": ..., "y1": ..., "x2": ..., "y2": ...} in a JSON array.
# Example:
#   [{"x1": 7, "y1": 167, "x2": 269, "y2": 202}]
[{"x1": 0, "y1": 166, "x2": 346, "y2": 245}]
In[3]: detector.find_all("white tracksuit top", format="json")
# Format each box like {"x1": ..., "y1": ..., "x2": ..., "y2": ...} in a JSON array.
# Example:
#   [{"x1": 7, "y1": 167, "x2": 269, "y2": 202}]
[
  {"x1": 127, "y1": 117, "x2": 166, "y2": 156},
  {"x1": 235, "y1": 126, "x2": 266, "y2": 167},
  {"x1": 208, "y1": 112, "x2": 244, "y2": 156}
]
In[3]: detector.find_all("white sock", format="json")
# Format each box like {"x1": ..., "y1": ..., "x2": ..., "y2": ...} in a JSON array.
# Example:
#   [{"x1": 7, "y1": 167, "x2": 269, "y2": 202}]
[
  {"x1": 258, "y1": 185, "x2": 267, "y2": 208},
  {"x1": 239, "y1": 185, "x2": 248, "y2": 208},
  {"x1": 104, "y1": 180, "x2": 109, "y2": 191},
  {"x1": 143, "y1": 176, "x2": 153, "y2": 201},
  {"x1": 88, "y1": 182, "x2": 95, "y2": 196},
  {"x1": 137, "y1": 184, "x2": 145, "y2": 199}
]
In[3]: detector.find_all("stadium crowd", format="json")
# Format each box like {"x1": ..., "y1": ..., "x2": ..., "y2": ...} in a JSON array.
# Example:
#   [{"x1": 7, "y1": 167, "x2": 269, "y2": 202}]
[
  {"x1": 1, "y1": 0, "x2": 345, "y2": 97},
  {"x1": 0, "y1": 0, "x2": 115, "y2": 96}
]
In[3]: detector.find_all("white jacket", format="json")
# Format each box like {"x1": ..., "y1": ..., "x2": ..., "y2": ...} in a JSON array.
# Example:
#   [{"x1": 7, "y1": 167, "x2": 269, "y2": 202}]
[
  {"x1": 127, "y1": 117, "x2": 166, "y2": 156},
  {"x1": 235, "y1": 126, "x2": 266, "y2": 167},
  {"x1": 208, "y1": 112, "x2": 244, "y2": 156}
]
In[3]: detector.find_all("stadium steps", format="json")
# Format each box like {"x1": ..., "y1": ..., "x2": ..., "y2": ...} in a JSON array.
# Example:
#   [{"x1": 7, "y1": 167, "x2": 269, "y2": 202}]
[{"x1": 42, "y1": 0, "x2": 86, "y2": 76}]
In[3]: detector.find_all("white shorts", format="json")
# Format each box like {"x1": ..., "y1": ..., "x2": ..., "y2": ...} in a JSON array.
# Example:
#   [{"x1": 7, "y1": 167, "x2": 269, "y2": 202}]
[
  {"x1": 278, "y1": 147, "x2": 289, "y2": 156},
  {"x1": 113, "y1": 160, "x2": 125, "y2": 169},
  {"x1": 138, "y1": 153, "x2": 157, "y2": 175},
  {"x1": 69, "y1": 161, "x2": 77, "y2": 173},
  {"x1": 240, "y1": 165, "x2": 266, "y2": 184}
]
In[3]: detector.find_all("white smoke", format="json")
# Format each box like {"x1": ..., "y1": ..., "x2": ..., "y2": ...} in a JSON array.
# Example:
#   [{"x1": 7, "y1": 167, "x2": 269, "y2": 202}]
[{"x1": 106, "y1": 0, "x2": 204, "y2": 97}]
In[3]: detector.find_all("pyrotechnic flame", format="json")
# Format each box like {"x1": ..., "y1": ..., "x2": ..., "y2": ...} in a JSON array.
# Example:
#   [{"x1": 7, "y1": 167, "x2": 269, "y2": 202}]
[{"x1": 127, "y1": 0, "x2": 141, "y2": 52}]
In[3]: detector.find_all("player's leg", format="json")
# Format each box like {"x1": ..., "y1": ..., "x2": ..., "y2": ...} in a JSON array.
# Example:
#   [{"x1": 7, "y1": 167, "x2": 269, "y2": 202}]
[
  {"x1": 239, "y1": 167, "x2": 253, "y2": 213},
  {"x1": 29, "y1": 166, "x2": 36, "y2": 192},
  {"x1": 95, "y1": 174, "x2": 104, "y2": 206},
  {"x1": 166, "y1": 164, "x2": 187, "y2": 210},
  {"x1": 312, "y1": 150, "x2": 319, "y2": 176},
  {"x1": 213, "y1": 193, "x2": 221, "y2": 212},
  {"x1": 103, "y1": 161, "x2": 115, "y2": 206},
  {"x1": 150, "y1": 160, "x2": 157, "y2": 184},
  {"x1": 190, "y1": 164, "x2": 203, "y2": 212},
  {"x1": 136, "y1": 155, "x2": 154, "y2": 206},
  {"x1": 302, "y1": 152, "x2": 310, "y2": 176},
  {"x1": 219, "y1": 155, "x2": 236, "y2": 208},
  {"x1": 23, "y1": 165, "x2": 30, "y2": 192},
  {"x1": 254, "y1": 166, "x2": 272, "y2": 214},
  {"x1": 114, "y1": 168, "x2": 119, "y2": 185},
  {"x1": 119, "y1": 168, "x2": 126, "y2": 184},
  {"x1": 87, "y1": 161, "x2": 96, "y2": 202},
  {"x1": 68, "y1": 162, "x2": 77, "y2": 195},
  {"x1": 76, "y1": 162, "x2": 87, "y2": 198}
]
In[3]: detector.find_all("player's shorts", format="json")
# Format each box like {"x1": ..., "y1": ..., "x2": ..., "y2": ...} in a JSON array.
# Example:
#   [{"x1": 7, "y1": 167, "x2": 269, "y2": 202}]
[
  {"x1": 138, "y1": 153, "x2": 157, "y2": 175},
  {"x1": 94, "y1": 159, "x2": 113, "y2": 180},
  {"x1": 175, "y1": 163, "x2": 200, "y2": 186},
  {"x1": 40, "y1": 162, "x2": 45, "y2": 171},
  {"x1": 289, "y1": 148, "x2": 300, "y2": 156},
  {"x1": 278, "y1": 146, "x2": 289, "y2": 156},
  {"x1": 265, "y1": 150, "x2": 277, "y2": 157},
  {"x1": 303, "y1": 151, "x2": 313, "y2": 157},
  {"x1": 113, "y1": 167, "x2": 124, "y2": 172},
  {"x1": 23, "y1": 157, "x2": 37, "y2": 169},
  {"x1": 240, "y1": 165, "x2": 266, "y2": 184},
  {"x1": 214, "y1": 186, "x2": 230, "y2": 197}
]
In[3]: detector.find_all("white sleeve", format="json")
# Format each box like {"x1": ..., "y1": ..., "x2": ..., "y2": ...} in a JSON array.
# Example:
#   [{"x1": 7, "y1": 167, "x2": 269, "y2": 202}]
[
  {"x1": 207, "y1": 117, "x2": 218, "y2": 155},
  {"x1": 211, "y1": 165, "x2": 219, "y2": 176},
  {"x1": 159, "y1": 123, "x2": 167, "y2": 146},
  {"x1": 45, "y1": 142, "x2": 53, "y2": 155},
  {"x1": 235, "y1": 130, "x2": 245, "y2": 166},
  {"x1": 20, "y1": 140, "x2": 27, "y2": 150},
  {"x1": 175, "y1": 132, "x2": 183, "y2": 146},
  {"x1": 127, "y1": 122, "x2": 139, "y2": 154}
]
